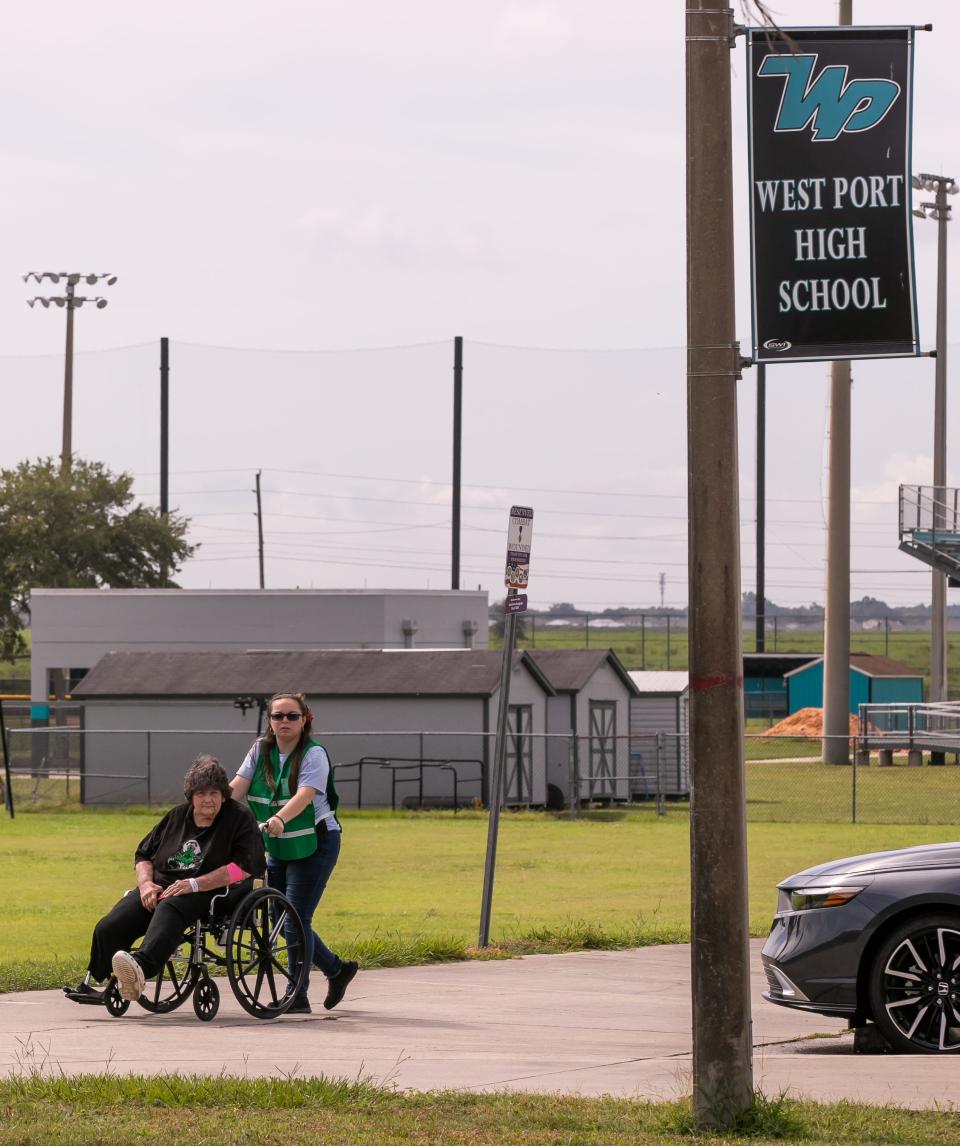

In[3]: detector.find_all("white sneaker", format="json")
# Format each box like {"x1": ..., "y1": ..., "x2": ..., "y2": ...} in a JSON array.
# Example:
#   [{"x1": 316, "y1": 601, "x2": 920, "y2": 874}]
[{"x1": 111, "y1": 950, "x2": 145, "y2": 1001}]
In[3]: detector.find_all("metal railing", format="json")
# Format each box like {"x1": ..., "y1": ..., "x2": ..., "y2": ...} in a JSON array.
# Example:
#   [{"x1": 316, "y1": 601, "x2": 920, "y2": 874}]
[
  {"x1": 899, "y1": 484, "x2": 960, "y2": 537},
  {"x1": 335, "y1": 757, "x2": 485, "y2": 811}
]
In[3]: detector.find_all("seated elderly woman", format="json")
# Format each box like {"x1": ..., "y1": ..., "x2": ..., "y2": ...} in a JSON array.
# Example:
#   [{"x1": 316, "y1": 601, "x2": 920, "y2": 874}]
[{"x1": 67, "y1": 755, "x2": 266, "y2": 1003}]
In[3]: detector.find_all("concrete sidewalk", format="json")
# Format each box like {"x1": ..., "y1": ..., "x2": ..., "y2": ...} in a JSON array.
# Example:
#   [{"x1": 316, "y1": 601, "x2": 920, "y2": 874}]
[{"x1": 1, "y1": 940, "x2": 957, "y2": 1108}]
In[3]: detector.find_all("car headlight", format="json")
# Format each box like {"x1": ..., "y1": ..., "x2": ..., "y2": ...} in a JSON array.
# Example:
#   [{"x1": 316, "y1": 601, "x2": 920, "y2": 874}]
[{"x1": 779, "y1": 886, "x2": 864, "y2": 913}]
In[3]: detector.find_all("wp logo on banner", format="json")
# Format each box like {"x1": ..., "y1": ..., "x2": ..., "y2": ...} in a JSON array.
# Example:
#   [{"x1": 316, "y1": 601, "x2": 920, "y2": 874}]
[{"x1": 758, "y1": 54, "x2": 900, "y2": 142}]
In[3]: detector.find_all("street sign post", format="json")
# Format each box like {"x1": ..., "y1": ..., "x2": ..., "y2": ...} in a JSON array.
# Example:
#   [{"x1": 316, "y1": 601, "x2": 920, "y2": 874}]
[{"x1": 479, "y1": 506, "x2": 533, "y2": 945}]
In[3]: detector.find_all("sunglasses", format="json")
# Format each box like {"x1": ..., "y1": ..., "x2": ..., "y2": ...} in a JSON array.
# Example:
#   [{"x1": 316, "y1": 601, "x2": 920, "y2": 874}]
[{"x1": 269, "y1": 711, "x2": 303, "y2": 722}]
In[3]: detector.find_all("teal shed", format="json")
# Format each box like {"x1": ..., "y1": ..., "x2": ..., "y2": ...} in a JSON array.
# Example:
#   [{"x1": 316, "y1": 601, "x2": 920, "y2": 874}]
[{"x1": 785, "y1": 652, "x2": 924, "y2": 715}]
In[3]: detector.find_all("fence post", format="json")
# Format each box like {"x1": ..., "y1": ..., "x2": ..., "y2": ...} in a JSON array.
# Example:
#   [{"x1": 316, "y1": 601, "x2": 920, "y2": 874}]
[
  {"x1": 656, "y1": 731, "x2": 664, "y2": 816},
  {"x1": 567, "y1": 735, "x2": 578, "y2": 817},
  {"x1": 641, "y1": 614, "x2": 646, "y2": 669},
  {"x1": 851, "y1": 737, "x2": 857, "y2": 824},
  {"x1": 666, "y1": 616, "x2": 672, "y2": 670},
  {"x1": 0, "y1": 700, "x2": 13, "y2": 819},
  {"x1": 146, "y1": 730, "x2": 152, "y2": 806}
]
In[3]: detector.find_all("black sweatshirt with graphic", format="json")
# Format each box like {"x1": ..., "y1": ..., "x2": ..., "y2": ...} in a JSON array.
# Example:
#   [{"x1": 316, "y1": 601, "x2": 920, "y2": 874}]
[{"x1": 134, "y1": 800, "x2": 266, "y2": 887}]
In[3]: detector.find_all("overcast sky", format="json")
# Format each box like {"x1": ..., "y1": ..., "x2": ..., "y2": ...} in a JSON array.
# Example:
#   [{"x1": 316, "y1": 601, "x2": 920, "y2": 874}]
[{"x1": 1, "y1": 1, "x2": 957, "y2": 611}]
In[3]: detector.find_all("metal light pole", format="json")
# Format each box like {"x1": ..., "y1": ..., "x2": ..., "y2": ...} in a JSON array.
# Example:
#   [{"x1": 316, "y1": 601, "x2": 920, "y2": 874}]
[
  {"x1": 24, "y1": 271, "x2": 118, "y2": 470},
  {"x1": 912, "y1": 174, "x2": 957, "y2": 711}
]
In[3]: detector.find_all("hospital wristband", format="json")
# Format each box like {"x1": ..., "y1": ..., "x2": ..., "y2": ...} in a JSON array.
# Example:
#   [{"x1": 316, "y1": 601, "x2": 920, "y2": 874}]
[{"x1": 188, "y1": 878, "x2": 199, "y2": 893}]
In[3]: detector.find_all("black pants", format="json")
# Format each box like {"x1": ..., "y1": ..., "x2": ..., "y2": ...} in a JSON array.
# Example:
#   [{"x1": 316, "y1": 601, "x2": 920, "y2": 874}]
[{"x1": 87, "y1": 890, "x2": 214, "y2": 981}]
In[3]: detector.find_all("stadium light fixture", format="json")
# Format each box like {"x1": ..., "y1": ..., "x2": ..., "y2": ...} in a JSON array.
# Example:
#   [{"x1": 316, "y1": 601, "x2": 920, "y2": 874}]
[{"x1": 23, "y1": 271, "x2": 118, "y2": 469}]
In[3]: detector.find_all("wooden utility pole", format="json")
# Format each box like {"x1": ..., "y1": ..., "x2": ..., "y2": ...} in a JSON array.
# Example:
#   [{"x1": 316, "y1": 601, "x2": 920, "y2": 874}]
[
  {"x1": 686, "y1": 0, "x2": 753, "y2": 1126},
  {"x1": 255, "y1": 470, "x2": 265, "y2": 589},
  {"x1": 821, "y1": 0, "x2": 853, "y2": 765}
]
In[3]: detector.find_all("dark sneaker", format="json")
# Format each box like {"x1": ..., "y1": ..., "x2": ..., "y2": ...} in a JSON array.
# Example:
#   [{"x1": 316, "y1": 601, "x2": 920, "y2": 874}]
[
  {"x1": 284, "y1": 993, "x2": 312, "y2": 1015},
  {"x1": 63, "y1": 982, "x2": 105, "y2": 1005},
  {"x1": 323, "y1": 960, "x2": 358, "y2": 1010}
]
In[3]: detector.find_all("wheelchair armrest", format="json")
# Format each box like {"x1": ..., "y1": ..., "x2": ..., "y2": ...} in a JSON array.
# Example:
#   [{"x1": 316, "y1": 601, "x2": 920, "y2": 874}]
[
  {"x1": 208, "y1": 888, "x2": 231, "y2": 916},
  {"x1": 208, "y1": 878, "x2": 256, "y2": 920}
]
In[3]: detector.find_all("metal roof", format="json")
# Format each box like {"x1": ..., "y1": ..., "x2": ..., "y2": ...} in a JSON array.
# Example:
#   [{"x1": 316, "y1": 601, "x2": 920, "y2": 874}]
[
  {"x1": 627, "y1": 671, "x2": 689, "y2": 695},
  {"x1": 75, "y1": 649, "x2": 555, "y2": 699},
  {"x1": 783, "y1": 652, "x2": 920, "y2": 679}
]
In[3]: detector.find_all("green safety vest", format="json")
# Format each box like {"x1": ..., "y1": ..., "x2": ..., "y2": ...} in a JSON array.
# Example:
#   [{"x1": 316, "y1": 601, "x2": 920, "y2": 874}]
[{"x1": 247, "y1": 739, "x2": 340, "y2": 861}]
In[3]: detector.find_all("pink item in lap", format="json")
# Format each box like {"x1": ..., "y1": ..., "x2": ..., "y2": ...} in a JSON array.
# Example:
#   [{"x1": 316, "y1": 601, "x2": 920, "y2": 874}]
[{"x1": 227, "y1": 862, "x2": 246, "y2": 884}]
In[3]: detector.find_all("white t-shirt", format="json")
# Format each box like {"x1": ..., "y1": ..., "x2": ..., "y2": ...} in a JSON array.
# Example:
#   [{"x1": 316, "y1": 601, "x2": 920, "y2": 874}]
[{"x1": 237, "y1": 741, "x2": 341, "y2": 832}]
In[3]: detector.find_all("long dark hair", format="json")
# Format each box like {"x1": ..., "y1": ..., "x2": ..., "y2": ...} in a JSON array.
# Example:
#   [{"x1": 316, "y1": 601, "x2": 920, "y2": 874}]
[{"x1": 255, "y1": 692, "x2": 314, "y2": 793}]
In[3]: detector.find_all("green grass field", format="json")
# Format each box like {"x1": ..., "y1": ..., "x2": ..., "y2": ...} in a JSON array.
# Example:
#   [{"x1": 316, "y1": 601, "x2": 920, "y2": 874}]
[
  {"x1": 0, "y1": 1075, "x2": 956, "y2": 1146},
  {"x1": 3, "y1": 806, "x2": 957, "y2": 994},
  {"x1": 499, "y1": 623, "x2": 960, "y2": 692},
  {"x1": 3, "y1": 1076, "x2": 959, "y2": 1146}
]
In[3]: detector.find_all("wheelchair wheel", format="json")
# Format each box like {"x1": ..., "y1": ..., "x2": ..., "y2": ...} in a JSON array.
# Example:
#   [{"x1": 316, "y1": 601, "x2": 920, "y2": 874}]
[
  {"x1": 193, "y1": 976, "x2": 220, "y2": 1022},
  {"x1": 136, "y1": 937, "x2": 197, "y2": 1015},
  {"x1": 103, "y1": 978, "x2": 130, "y2": 1018},
  {"x1": 226, "y1": 887, "x2": 307, "y2": 1019}
]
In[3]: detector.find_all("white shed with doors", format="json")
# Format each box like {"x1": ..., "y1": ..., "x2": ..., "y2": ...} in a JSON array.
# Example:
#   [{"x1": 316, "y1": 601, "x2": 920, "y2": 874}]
[
  {"x1": 73, "y1": 649, "x2": 554, "y2": 809},
  {"x1": 628, "y1": 671, "x2": 690, "y2": 799},
  {"x1": 527, "y1": 649, "x2": 639, "y2": 806}
]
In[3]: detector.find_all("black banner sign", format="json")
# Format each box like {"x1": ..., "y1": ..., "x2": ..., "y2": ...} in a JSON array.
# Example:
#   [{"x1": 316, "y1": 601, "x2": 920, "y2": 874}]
[{"x1": 747, "y1": 27, "x2": 919, "y2": 363}]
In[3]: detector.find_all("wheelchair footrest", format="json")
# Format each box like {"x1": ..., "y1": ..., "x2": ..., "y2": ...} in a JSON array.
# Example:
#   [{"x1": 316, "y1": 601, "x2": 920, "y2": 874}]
[{"x1": 63, "y1": 983, "x2": 106, "y2": 1006}]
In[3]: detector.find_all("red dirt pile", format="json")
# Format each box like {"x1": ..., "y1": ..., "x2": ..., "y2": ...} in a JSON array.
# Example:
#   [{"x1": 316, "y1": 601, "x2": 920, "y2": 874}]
[{"x1": 763, "y1": 707, "x2": 859, "y2": 737}]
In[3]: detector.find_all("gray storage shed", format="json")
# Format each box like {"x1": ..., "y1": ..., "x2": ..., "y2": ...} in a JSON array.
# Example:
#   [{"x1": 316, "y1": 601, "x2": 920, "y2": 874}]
[
  {"x1": 74, "y1": 649, "x2": 553, "y2": 809},
  {"x1": 628, "y1": 671, "x2": 689, "y2": 799},
  {"x1": 527, "y1": 649, "x2": 638, "y2": 804}
]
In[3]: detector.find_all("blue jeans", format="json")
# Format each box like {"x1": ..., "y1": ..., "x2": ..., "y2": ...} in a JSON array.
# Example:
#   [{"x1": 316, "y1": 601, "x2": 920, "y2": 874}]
[{"x1": 267, "y1": 828, "x2": 342, "y2": 996}]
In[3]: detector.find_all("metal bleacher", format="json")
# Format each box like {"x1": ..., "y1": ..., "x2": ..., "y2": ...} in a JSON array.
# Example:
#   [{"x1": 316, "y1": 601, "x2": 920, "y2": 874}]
[
  {"x1": 899, "y1": 484, "x2": 960, "y2": 582},
  {"x1": 859, "y1": 701, "x2": 960, "y2": 757}
]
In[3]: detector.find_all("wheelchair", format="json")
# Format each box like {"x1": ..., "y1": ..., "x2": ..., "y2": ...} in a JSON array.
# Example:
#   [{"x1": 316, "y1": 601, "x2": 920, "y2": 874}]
[{"x1": 64, "y1": 882, "x2": 307, "y2": 1022}]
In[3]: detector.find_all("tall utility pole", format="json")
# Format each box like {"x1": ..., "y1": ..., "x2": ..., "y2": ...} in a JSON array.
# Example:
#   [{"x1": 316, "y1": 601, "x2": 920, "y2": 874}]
[
  {"x1": 159, "y1": 337, "x2": 171, "y2": 587},
  {"x1": 255, "y1": 470, "x2": 265, "y2": 589},
  {"x1": 23, "y1": 271, "x2": 118, "y2": 471},
  {"x1": 160, "y1": 337, "x2": 170, "y2": 518},
  {"x1": 686, "y1": 1, "x2": 752, "y2": 1127},
  {"x1": 913, "y1": 174, "x2": 957, "y2": 712},
  {"x1": 452, "y1": 335, "x2": 463, "y2": 590},
  {"x1": 821, "y1": 0, "x2": 853, "y2": 767}
]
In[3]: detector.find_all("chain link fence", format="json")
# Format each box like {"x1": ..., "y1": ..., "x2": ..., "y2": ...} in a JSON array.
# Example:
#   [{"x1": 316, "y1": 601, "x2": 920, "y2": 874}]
[{"x1": 4, "y1": 720, "x2": 960, "y2": 824}]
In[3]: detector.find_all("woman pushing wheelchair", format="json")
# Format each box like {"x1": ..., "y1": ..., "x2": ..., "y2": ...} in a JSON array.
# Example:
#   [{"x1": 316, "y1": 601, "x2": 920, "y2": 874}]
[
  {"x1": 66, "y1": 755, "x2": 266, "y2": 1005},
  {"x1": 230, "y1": 691, "x2": 357, "y2": 1015}
]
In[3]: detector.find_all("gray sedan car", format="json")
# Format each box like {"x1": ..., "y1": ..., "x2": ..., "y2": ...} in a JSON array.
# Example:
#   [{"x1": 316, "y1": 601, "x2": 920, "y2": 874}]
[{"x1": 762, "y1": 841, "x2": 960, "y2": 1054}]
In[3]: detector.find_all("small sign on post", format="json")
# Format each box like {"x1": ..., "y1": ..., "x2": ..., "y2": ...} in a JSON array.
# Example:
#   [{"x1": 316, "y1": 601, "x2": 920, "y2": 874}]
[
  {"x1": 479, "y1": 505, "x2": 533, "y2": 946},
  {"x1": 505, "y1": 505, "x2": 533, "y2": 593}
]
